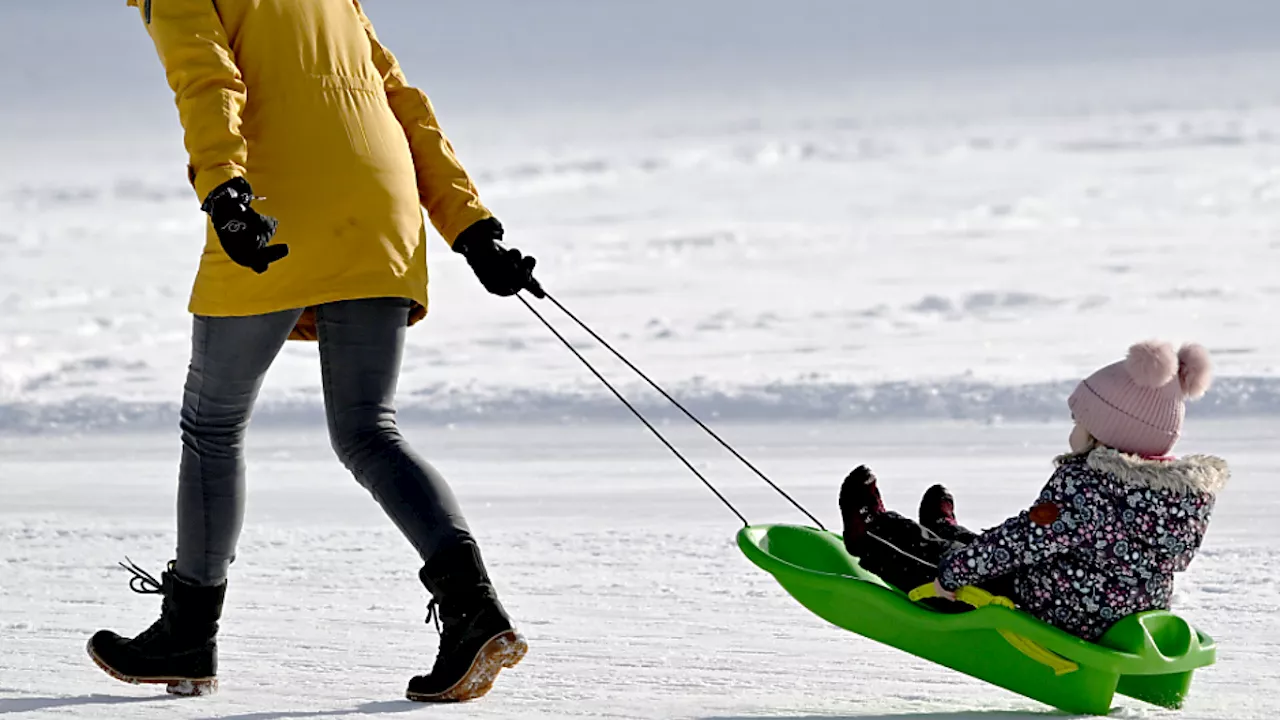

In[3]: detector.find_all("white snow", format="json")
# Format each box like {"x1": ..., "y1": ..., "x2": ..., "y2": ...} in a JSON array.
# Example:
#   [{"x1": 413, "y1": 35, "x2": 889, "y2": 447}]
[
  {"x1": 0, "y1": 421, "x2": 1274, "y2": 718},
  {"x1": 2, "y1": 2, "x2": 1279, "y2": 717},
  {"x1": 5, "y1": 50, "x2": 1280, "y2": 429}
]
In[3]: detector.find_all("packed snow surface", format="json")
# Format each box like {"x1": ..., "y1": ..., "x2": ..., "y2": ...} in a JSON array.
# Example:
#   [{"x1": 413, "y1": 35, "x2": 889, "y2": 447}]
[{"x1": 1, "y1": 421, "x2": 1276, "y2": 718}]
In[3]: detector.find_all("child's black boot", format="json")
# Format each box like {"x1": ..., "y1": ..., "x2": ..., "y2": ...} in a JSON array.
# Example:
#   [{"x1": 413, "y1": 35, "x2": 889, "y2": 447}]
[{"x1": 839, "y1": 465, "x2": 885, "y2": 553}]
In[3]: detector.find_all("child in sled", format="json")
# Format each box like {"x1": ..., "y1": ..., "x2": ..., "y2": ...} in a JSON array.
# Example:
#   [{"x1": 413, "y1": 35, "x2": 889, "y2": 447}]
[{"x1": 839, "y1": 340, "x2": 1229, "y2": 641}]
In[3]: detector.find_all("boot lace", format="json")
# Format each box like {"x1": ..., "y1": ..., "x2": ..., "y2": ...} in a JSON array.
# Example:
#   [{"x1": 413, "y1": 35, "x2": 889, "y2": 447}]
[
  {"x1": 425, "y1": 599, "x2": 446, "y2": 634},
  {"x1": 423, "y1": 600, "x2": 453, "y2": 675},
  {"x1": 118, "y1": 557, "x2": 168, "y2": 645},
  {"x1": 119, "y1": 557, "x2": 163, "y2": 595}
]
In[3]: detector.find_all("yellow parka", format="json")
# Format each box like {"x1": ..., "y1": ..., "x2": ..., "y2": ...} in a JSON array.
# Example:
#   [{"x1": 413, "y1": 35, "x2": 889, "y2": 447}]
[{"x1": 126, "y1": 0, "x2": 492, "y2": 339}]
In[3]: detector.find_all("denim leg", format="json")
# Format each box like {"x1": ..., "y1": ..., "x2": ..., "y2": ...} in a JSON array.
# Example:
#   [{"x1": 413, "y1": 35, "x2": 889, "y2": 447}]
[
  {"x1": 316, "y1": 297, "x2": 472, "y2": 563},
  {"x1": 175, "y1": 308, "x2": 301, "y2": 586}
]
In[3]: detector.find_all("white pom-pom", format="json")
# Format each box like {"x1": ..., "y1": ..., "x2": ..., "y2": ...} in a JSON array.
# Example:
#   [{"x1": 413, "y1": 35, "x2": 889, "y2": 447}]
[
  {"x1": 1178, "y1": 343, "x2": 1213, "y2": 399},
  {"x1": 1124, "y1": 340, "x2": 1178, "y2": 389}
]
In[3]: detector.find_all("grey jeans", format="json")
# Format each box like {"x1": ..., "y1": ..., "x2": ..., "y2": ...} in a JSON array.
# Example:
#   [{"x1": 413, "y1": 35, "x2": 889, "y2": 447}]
[{"x1": 175, "y1": 297, "x2": 471, "y2": 586}]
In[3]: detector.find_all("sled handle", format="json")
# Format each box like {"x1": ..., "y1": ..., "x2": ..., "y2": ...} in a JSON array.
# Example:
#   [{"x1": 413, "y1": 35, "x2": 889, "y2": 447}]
[{"x1": 909, "y1": 583, "x2": 1080, "y2": 676}]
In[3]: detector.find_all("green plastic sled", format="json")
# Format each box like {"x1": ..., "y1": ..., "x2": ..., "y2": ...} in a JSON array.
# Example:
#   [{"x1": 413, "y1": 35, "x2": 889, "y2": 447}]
[{"x1": 738, "y1": 524, "x2": 1216, "y2": 716}]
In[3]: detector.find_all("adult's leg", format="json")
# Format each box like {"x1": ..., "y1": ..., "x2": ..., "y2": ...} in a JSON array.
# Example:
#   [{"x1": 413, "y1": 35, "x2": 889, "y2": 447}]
[
  {"x1": 90, "y1": 308, "x2": 299, "y2": 692},
  {"x1": 315, "y1": 297, "x2": 471, "y2": 559},
  {"x1": 315, "y1": 297, "x2": 524, "y2": 702},
  {"x1": 176, "y1": 309, "x2": 302, "y2": 585}
]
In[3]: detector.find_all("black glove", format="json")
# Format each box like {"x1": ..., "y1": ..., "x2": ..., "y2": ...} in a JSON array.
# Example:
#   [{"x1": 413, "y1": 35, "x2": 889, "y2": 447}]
[
  {"x1": 200, "y1": 177, "x2": 288, "y2": 274},
  {"x1": 452, "y1": 217, "x2": 544, "y2": 298}
]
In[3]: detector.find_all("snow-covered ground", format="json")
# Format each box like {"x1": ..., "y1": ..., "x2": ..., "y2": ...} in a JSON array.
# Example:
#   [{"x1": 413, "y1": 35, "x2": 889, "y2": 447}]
[{"x1": 1, "y1": 420, "x2": 1275, "y2": 719}]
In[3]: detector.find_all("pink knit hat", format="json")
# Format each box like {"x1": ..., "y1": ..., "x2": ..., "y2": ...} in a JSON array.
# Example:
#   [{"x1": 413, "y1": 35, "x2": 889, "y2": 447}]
[{"x1": 1067, "y1": 341, "x2": 1213, "y2": 457}]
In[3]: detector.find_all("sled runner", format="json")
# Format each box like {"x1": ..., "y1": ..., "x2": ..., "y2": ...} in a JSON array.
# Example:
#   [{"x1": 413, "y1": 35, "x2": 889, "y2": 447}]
[{"x1": 738, "y1": 523, "x2": 1216, "y2": 716}]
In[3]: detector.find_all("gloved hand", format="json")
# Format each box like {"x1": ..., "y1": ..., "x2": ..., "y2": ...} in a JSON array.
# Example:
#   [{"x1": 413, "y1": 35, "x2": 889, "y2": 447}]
[
  {"x1": 452, "y1": 217, "x2": 544, "y2": 298},
  {"x1": 200, "y1": 177, "x2": 289, "y2": 274}
]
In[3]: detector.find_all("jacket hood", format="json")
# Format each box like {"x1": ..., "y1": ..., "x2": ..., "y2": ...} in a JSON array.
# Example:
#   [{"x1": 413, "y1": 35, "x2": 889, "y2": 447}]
[{"x1": 1057, "y1": 447, "x2": 1229, "y2": 495}]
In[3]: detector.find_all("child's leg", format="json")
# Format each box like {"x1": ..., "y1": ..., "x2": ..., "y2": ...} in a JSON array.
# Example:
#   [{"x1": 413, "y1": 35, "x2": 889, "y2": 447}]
[
  {"x1": 914, "y1": 487, "x2": 1023, "y2": 599},
  {"x1": 849, "y1": 511, "x2": 965, "y2": 595},
  {"x1": 929, "y1": 523, "x2": 981, "y2": 545},
  {"x1": 919, "y1": 484, "x2": 981, "y2": 544},
  {"x1": 977, "y1": 573, "x2": 1017, "y2": 600},
  {"x1": 841, "y1": 467, "x2": 999, "y2": 608},
  {"x1": 855, "y1": 514, "x2": 1016, "y2": 610}
]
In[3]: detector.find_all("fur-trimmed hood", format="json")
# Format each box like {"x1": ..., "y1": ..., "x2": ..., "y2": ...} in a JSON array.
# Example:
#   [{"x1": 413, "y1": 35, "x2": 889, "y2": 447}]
[{"x1": 1056, "y1": 447, "x2": 1229, "y2": 495}]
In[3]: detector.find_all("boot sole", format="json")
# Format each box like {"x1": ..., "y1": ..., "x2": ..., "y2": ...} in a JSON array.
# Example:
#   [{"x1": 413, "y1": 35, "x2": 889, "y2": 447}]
[
  {"x1": 406, "y1": 630, "x2": 528, "y2": 703},
  {"x1": 86, "y1": 640, "x2": 217, "y2": 696}
]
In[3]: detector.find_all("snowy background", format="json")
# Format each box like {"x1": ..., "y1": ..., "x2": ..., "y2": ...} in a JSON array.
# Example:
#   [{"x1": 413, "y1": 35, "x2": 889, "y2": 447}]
[
  {"x1": 2, "y1": 1, "x2": 1279, "y2": 718},
  {"x1": 3, "y1": 1, "x2": 1280, "y2": 429}
]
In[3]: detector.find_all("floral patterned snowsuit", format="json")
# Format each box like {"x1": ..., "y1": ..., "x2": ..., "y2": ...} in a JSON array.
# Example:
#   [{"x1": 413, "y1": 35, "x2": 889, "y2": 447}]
[{"x1": 937, "y1": 448, "x2": 1227, "y2": 640}]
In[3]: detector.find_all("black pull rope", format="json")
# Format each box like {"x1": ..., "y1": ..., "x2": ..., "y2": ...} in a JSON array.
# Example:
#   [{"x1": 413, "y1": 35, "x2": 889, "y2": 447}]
[
  {"x1": 538, "y1": 292, "x2": 825, "y2": 531},
  {"x1": 516, "y1": 294, "x2": 750, "y2": 527}
]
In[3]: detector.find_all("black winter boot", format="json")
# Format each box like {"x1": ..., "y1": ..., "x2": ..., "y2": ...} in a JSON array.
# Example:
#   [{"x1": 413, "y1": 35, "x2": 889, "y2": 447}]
[
  {"x1": 87, "y1": 560, "x2": 225, "y2": 696},
  {"x1": 406, "y1": 540, "x2": 527, "y2": 702},
  {"x1": 919, "y1": 484, "x2": 957, "y2": 532},
  {"x1": 839, "y1": 465, "x2": 885, "y2": 553}
]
